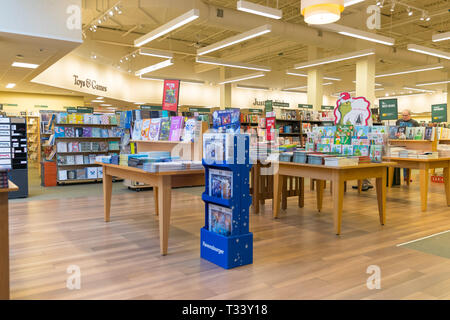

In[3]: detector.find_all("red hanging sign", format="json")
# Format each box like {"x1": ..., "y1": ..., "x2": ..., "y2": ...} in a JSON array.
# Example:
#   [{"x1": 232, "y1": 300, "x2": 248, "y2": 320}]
[
  {"x1": 162, "y1": 79, "x2": 180, "y2": 112},
  {"x1": 266, "y1": 117, "x2": 276, "y2": 141}
]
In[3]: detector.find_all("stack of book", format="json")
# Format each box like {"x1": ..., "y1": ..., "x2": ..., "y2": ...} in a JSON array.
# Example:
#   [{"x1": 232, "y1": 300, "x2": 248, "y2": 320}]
[
  {"x1": 389, "y1": 147, "x2": 407, "y2": 158},
  {"x1": 438, "y1": 145, "x2": 450, "y2": 157},
  {"x1": 324, "y1": 156, "x2": 359, "y2": 167},
  {"x1": 356, "y1": 156, "x2": 372, "y2": 164},
  {"x1": 417, "y1": 152, "x2": 439, "y2": 159},
  {"x1": 0, "y1": 167, "x2": 9, "y2": 188},
  {"x1": 144, "y1": 162, "x2": 185, "y2": 173}
]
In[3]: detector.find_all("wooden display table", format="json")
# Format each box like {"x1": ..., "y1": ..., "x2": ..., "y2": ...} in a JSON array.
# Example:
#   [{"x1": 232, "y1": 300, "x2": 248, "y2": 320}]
[
  {"x1": 272, "y1": 162, "x2": 394, "y2": 235},
  {"x1": 384, "y1": 157, "x2": 450, "y2": 212},
  {"x1": 0, "y1": 181, "x2": 19, "y2": 300},
  {"x1": 98, "y1": 163, "x2": 204, "y2": 255}
]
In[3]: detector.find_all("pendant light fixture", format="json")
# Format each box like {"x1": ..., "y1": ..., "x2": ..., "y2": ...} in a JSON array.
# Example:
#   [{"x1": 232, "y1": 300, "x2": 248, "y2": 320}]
[{"x1": 301, "y1": 0, "x2": 345, "y2": 25}]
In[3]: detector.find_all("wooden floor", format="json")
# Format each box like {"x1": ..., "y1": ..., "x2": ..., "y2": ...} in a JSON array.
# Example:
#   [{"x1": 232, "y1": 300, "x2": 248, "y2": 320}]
[{"x1": 8, "y1": 176, "x2": 450, "y2": 300}]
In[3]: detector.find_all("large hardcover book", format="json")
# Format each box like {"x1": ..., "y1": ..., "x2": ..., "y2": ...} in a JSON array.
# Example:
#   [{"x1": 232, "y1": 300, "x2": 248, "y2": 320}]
[
  {"x1": 75, "y1": 127, "x2": 84, "y2": 137},
  {"x1": 414, "y1": 127, "x2": 425, "y2": 140},
  {"x1": 83, "y1": 127, "x2": 92, "y2": 137},
  {"x1": 58, "y1": 170, "x2": 67, "y2": 181},
  {"x1": 182, "y1": 118, "x2": 197, "y2": 142},
  {"x1": 424, "y1": 127, "x2": 435, "y2": 141},
  {"x1": 131, "y1": 120, "x2": 143, "y2": 141},
  {"x1": 169, "y1": 116, "x2": 183, "y2": 141},
  {"x1": 65, "y1": 127, "x2": 75, "y2": 138},
  {"x1": 91, "y1": 128, "x2": 101, "y2": 138},
  {"x1": 72, "y1": 142, "x2": 80, "y2": 152},
  {"x1": 148, "y1": 118, "x2": 161, "y2": 141},
  {"x1": 209, "y1": 169, "x2": 233, "y2": 200},
  {"x1": 208, "y1": 204, "x2": 232, "y2": 237},
  {"x1": 66, "y1": 155, "x2": 75, "y2": 165},
  {"x1": 334, "y1": 125, "x2": 354, "y2": 145},
  {"x1": 54, "y1": 126, "x2": 65, "y2": 138},
  {"x1": 405, "y1": 127, "x2": 415, "y2": 140},
  {"x1": 56, "y1": 141, "x2": 67, "y2": 153},
  {"x1": 75, "y1": 155, "x2": 84, "y2": 165},
  {"x1": 159, "y1": 118, "x2": 170, "y2": 141},
  {"x1": 141, "y1": 119, "x2": 151, "y2": 140}
]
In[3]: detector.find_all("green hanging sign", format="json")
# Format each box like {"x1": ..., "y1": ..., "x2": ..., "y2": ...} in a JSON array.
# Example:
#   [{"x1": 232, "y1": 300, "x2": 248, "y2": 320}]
[
  {"x1": 140, "y1": 105, "x2": 162, "y2": 111},
  {"x1": 249, "y1": 108, "x2": 263, "y2": 114},
  {"x1": 379, "y1": 98, "x2": 398, "y2": 120},
  {"x1": 431, "y1": 104, "x2": 447, "y2": 123},
  {"x1": 66, "y1": 107, "x2": 77, "y2": 113},
  {"x1": 34, "y1": 105, "x2": 48, "y2": 108},
  {"x1": 264, "y1": 100, "x2": 273, "y2": 112},
  {"x1": 298, "y1": 104, "x2": 313, "y2": 109},
  {"x1": 189, "y1": 107, "x2": 210, "y2": 113},
  {"x1": 321, "y1": 105, "x2": 334, "y2": 110},
  {"x1": 76, "y1": 106, "x2": 93, "y2": 113},
  {"x1": 273, "y1": 102, "x2": 290, "y2": 108}
]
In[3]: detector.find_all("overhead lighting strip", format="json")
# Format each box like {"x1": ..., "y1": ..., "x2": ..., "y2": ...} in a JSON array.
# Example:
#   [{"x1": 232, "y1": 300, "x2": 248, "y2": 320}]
[
  {"x1": 403, "y1": 86, "x2": 435, "y2": 93},
  {"x1": 293, "y1": 49, "x2": 375, "y2": 70},
  {"x1": 416, "y1": 80, "x2": 450, "y2": 87},
  {"x1": 197, "y1": 24, "x2": 272, "y2": 56},
  {"x1": 12, "y1": 61, "x2": 39, "y2": 69},
  {"x1": 134, "y1": 9, "x2": 200, "y2": 47},
  {"x1": 375, "y1": 64, "x2": 444, "y2": 78},
  {"x1": 432, "y1": 31, "x2": 450, "y2": 42},
  {"x1": 218, "y1": 72, "x2": 265, "y2": 85},
  {"x1": 236, "y1": 0, "x2": 282, "y2": 19},
  {"x1": 407, "y1": 44, "x2": 450, "y2": 60},
  {"x1": 196, "y1": 56, "x2": 271, "y2": 72},
  {"x1": 319, "y1": 23, "x2": 394, "y2": 46},
  {"x1": 135, "y1": 59, "x2": 173, "y2": 76}
]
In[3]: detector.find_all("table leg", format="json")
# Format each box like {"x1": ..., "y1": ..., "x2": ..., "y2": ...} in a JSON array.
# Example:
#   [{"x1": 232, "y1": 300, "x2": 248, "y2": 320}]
[
  {"x1": 298, "y1": 177, "x2": 304, "y2": 208},
  {"x1": 419, "y1": 166, "x2": 429, "y2": 212},
  {"x1": 444, "y1": 164, "x2": 450, "y2": 206},
  {"x1": 388, "y1": 167, "x2": 394, "y2": 189},
  {"x1": 376, "y1": 171, "x2": 386, "y2": 226},
  {"x1": 158, "y1": 175, "x2": 172, "y2": 255},
  {"x1": 154, "y1": 187, "x2": 159, "y2": 216},
  {"x1": 316, "y1": 180, "x2": 324, "y2": 212},
  {"x1": 103, "y1": 171, "x2": 113, "y2": 222},
  {"x1": 273, "y1": 173, "x2": 283, "y2": 218},
  {"x1": 406, "y1": 169, "x2": 411, "y2": 186},
  {"x1": 332, "y1": 175, "x2": 345, "y2": 235},
  {"x1": 358, "y1": 180, "x2": 362, "y2": 194},
  {"x1": 0, "y1": 193, "x2": 9, "y2": 300},
  {"x1": 282, "y1": 176, "x2": 287, "y2": 211},
  {"x1": 310, "y1": 179, "x2": 315, "y2": 191}
]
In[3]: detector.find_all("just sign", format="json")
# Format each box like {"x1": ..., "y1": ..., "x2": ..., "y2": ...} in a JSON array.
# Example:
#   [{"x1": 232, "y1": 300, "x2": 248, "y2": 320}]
[{"x1": 73, "y1": 75, "x2": 107, "y2": 92}]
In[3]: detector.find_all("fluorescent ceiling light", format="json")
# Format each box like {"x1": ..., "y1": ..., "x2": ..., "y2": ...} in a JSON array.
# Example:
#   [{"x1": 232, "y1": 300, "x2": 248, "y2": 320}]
[
  {"x1": 344, "y1": 0, "x2": 365, "y2": 6},
  {"x1": 323, "y1": 82, "x2": 333, "y2": 86},
  {"x1": 96, "y1": 97, "x2": 104, "y2": 100},
  {"x1": 197, "y1": 24, "x2": 272, "y2": 56},
  {"x1": 91, "y1": 100, "x2": 104, "y2": 102},
  {"x1": 196, "y1": 56, "x2": 271, "y2": 72},
  {"x1": 407, "y1": 44, "x2": 450, "y2": 60},
  {"x1": 284, "y1": 85, "x2": 308, "y2": 90},
  {"x1": 416, "y1": 80, "x2": 450, "y2": 86},
  {"x1": 139, "y1": 48, "x2": 173, "y2": 59},
  {"x1": 286, "y1": 70, "x2": 341, "y2": 81},
  {"x1": 218, "y1": 72, "x2": 265, "y2": 85},
  {"x1": 134, "y1": 9, "x2": 200, "y2": 47},
  {"x1": 11, "y1": 61, "x2": 39, "y2": 69},
  {"x1": 237, "y1": 0, "x2": 282, "y2": 19},
  {"x1": 139, "y1": 74, "x2": 204, "y2": 84},
  {"x1": 432, "y1": 31, "x2": 450, "y2": 42},
  {"x1": 294, "y1": 49, "x2": 375, "y2": 69},
  {"x1": 375, "y1": 88, "x2": 385, "y2": 91},
  {"x1": 375, "y1": 64, "x2": 444, "y2": 78},
  {"x1": 6, "y1": 83, "x2": 16, "y2": 88},
  {"x1": 403, "y1": 86, "x2": 435, "y2": 93},
  {"x1": 134, "y1": 102, "x2": 145, "y2": 105},
  {"x1": 281, "y1": 89, "x2": 306, "y2": 94},
  {"x1": 135, "y1": 59, "x2": 173, "y2": 76},
  {"x1": 100, "y1": 104, "x2": 112, "y2": 106},
  {"x1": 321, "y1": 24, "x2": 394, "y2": 46},
  {"x1": 236, "y1": 84, "x2": 270, "y2": 91}
]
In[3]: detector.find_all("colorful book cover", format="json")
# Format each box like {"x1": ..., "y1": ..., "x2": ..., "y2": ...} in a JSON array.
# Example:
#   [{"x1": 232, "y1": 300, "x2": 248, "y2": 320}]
[
  {"x1": 83, "y1": 114, "x2": 93, "y2": 124},
  {"x1": 397, "y1": 127, "x2": 406, "y2": 139},
  {"x1": 99, "y1": 141, "x2": 108, "y2": 152},
  {"x1": 86, "y1": 167, "x2": 98, "y2": 179},
  {"x1": 321, "y1": 138, "x2": 331, "y2": 144},
  {"x1": 101, "y1": 128, "x2": 109, "y2": 138},
  {"x1": 305, "y1": 142, "x2": 315, "y2": 152},
  {"x1": 209, "y1": 169, "x2": 233, "y2": 200},
  {"x1": 148, "y1": 118, "x2": 161, "y2": 141},
  {"x1": 169, "y1": 116, "x2": 183, "y2": 141},
  {"x1": 388, "y1": 126, "x2": 398, "y2": 140},
  {"x1": 82, "y1": 127, "x2": 92, "y2": 137},
  {"x1": 92, "y1": 115, "x2": 101, "y2": 125},
  {"x1": 92, "y1": 128, "x2": 101, "y2": 138},
  {"x1": 372, "y1": 126, "x2": 387, "y2": 134},
  {"x1": 414, "y1": 127, "x2": 425, "y2": 140},
  {"x1": 324, "y1": 126, "x2": 336, "y2": 138},
  {"x1": 208, "y1": 204, "x2": 232, "y2": 237},
  {"x1": 405, "y1": 127, "x2": 415, "y2": 140},
  {"x1": 354, "y1": 126, "x2": 370, "y2": 138},
  {"x1": 100, "y1": 114, "x2": 109, "y2": 125},
  {"x1": 353, "y1": 145, "x2": 369, "y2": 156},
  {"x1": 108, "y1": 141, "x2": 119, "y2": 151},
  {"x1": 72, "y1": 142, "x2": 80, "y2": 152},
  {"x1": 76, "y1": 169, "x2": 86, "y2": 179},
  {"x1": 141, "y1": 119, "x2": 151, "y2": 140},
  {"x1": 58, "y1": 112, "x2": 68, "y2": 124},
  {"x1": 75, "y1": 127, "x2": 84, "y2": 137},
  {"x1": 159, "y1": 118, "x2": 170, "y2": 141},
  {"x1": 334, "y1": 125, "x2": 354, "y2": 145},
  {"x1": 316, "y1": 144, "x2": 331, "y2": 153},
  {"x1": 370, "y1": 145, "x2": 383, "y2": 162},
  {"x1": 342, "y1": 145, "x2": 353, "y2": 156},
  {"x1": 109, "y1": 115, "x2": 118, "y2": 125},
  {"x1": 57, "y1": 155, "x2": 67, "y2": 165},
  {"x1": 54, "y1": 126, "x2": 65, "y2": 138},
  {"x1": 332, "y1": 144, "x2": 342, "y2": 154},
  {"x1": 64, "y1": 127, "x2": 75, "y2": 138},
  {"x1": 68, "y1": 114, "x2": 76, "y2": 124},
  {"x1": 182, "y1": 118, "x2": 197, "y2": 142},
  {"x1": 424, "y1": 127, "x2": 434, "y2": 141},
  {"x1": 131, "y1": 120, "x2": 143, "y2": 141}
]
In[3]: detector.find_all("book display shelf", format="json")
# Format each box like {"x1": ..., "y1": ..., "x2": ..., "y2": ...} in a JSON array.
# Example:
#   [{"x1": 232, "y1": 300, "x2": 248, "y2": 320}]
[
  {"x1": 201, "y1": 133, "x2": 253, "y2": 269},
  {"x1": 273, "y1": 108, "x2": 303, "y2": 146},
  {"x1": 26, "y1": 115, "x2": 40, "y2": 164}
]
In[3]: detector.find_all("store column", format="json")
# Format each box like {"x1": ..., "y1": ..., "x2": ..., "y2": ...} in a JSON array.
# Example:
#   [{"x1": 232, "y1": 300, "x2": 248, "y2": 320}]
[
  {"x1": 447, "y1": 80, "x2": 450, "y2": 122},
  {"x1": 355, "y1": 55, "x2": 376, "y2": 109},
  {"x1": 307, "y1": 47, "x2": 323, "y2": 111},
  {"x1": 220, "y1": 67, "x2": 232, "y2": 109}
]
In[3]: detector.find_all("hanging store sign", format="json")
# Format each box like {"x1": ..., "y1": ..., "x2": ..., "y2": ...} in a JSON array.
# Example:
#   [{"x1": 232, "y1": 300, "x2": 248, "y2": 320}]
[
  {"x1": 321, "y1": 105, "x2": 334, "y2": 110},
  {"x1": 162, "y1": 79, "x2": 180, "y2": 112},
  {"x1": 273, "y1": 102, "x2": 290, "y2": 108},
  {"x1": 77, "y1": 106, "x2": 93, "y2": 113},
  {"x1": 264, "y1": 100, "x2": 273, "y2": 113},
  {"x1": 431, "y1": 104, "x2": 447, "y2": 123},
  {"x1": 298, "y1": 104, "x2": 313, "y2": 109},
  {"x1": 140, "y1": 105, "x2": 162, "y2": 111},
  {"x1": 334, "y1": 92, "x2": 372, "y2": 126},
  {"x1": 379, "y1": 98, "x2": 398, "y2": 120}
]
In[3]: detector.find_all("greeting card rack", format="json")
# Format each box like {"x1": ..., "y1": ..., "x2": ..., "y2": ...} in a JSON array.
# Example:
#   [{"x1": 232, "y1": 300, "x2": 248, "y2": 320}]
[{"x1": 201, "y1": 134, "x2": 253, "y2": 269}]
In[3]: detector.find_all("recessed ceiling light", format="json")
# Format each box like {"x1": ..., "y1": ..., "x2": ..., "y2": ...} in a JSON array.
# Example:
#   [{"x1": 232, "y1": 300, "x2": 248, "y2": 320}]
[
  {"x1": 11, "y1": 61, "x2": 39, "y2": 69},
  {"x1": 91, "y1": 100, "x2": 104, "y2": 102},
  {"x1": 100, "y1": 104, "x2": 112, "y2": 106},
  {"x1": 6, "y1": 83, "x2": 16, "y2": 88},
  {"x1": 96, "y1": 97, "x2": 104, "y2": 100}
]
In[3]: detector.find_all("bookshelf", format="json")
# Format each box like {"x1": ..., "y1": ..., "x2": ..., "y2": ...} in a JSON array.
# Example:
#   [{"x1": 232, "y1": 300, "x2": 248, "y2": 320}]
[
  {"x1": 388, "y1": 139, "x2": 437, "y2": 152},
  {"x1": 26, "y1": 115, "x2": 40, "y2": 164},
  {"x1": 273, "y1": 108, "x2": 303, "y2": 146}
]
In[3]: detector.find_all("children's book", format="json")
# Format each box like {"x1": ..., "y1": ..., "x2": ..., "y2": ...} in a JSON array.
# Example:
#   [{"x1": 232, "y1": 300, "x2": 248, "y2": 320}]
[
  {"x1": 57, "y1": 112, "x2": 68, "y2": 124},
  {"x1": 388, "y1": 126, "x2": 398, "y2": 140},
  {"x1": 108, "y1": 141, "x2": 119, "y2": 151},
  {"x1": 354, "y1": 126, "x2": 370, "y2": 139},
  {"x1": 316, "y1": 144, "x2": 331, "y2": 153},
  {"x1": 75, "y1": 127, "x2": 84, "y2": 138},
  {"x1": 109, "y1": 115, "x2": 118, "y2": 125},
  {"x1": 370, "y1": 145, "x2": 383, "y2": 162},
  {"x1": 324, "y1": 126, "x2": 336, "y2": 138},
  {"x1": 75, "y1": 114, "x2": 84, "y2": 124},
  {"x1": 424, "y1": 127, "x2": 435, "y2": 141},
  {"x1": 141, "y1": 119, "x2": 151, "y2": 140},
  {"x1": 68, "y1": 114, "x2": 77, "y2": 124},
  {"x1": 72, "y1": 142, "x2": 80, "y2": 152},
  {"x1": 209, "y1": 169, "x2": 233, "y2": 200},
  {"x1": 131, "y1": 120, "x2": 143, "y2": 141},
  {"x1": 66, "y1": 155, "x2": 75, "y2": 165},
  {"x1": 397, "y1": 127, "x2": 406, "y2": 139},
  {"x1": 342, "y1": 145, "x2": 353, "y2": 156},
  {"x1": 182, "y1": 118, "x2": 197, "y2": 142},
  {"x1": 100, "y1": 114, "x2": 109, "y2": 125},
  {"x1": 101, "y1": 128, "x2": 109, "y2": 138},
  {"x1": 92, "y1": 115, "x2": 101, "y2": 125},
  {"x1": 331, "y1": 144, "x2": 342, "y2": 154},
  {"x1": 54, "y1": 126, "x2": 65, "y2": 138},
  {"x1": 75, "y1": 155, "x2": 84, "y2": 165},
  {"x1": 405, "y1": 127, "x2": 415, "y2": 140},
  {"x1": 159, "y1": 118, "x2": 170, "y2": 141},
  {"x1": 91, "y1": 128, "x2": 101, "y2": 138},
  {"x1": 56, "y1": 141, "x2": 67, "y2": 153},
  {"x1": 148, "y1": 118, "x2": 161, "y2": 141},
  {"x1": 414, "y1": 127, "x2": 425, "y2": 140},
  {"x1": 353, "y1": 145, "x2": 369, "y2": 157},
  {"x1": 334, "y1": 125, "x2": 354, "y2": 145},
  {"x1": 83, "y1": 114, "x2": 93, "y2": 124},
  {"x1": 208, "y1": 204, "x2": 232, "y2": 237},
  {"x1": 83, "y1": 127, "x2": 92, "y2": 137},
  {"x1": 65, "y1": 127, "x2": 75, "y2": 138},
  {"x1": 372, "y1": 126, "x2": 387, "y2": 134}
]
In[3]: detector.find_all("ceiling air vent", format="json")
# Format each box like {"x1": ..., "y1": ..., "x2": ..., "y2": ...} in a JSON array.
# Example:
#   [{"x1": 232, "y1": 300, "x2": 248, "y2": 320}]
[{"x1": 217, "y1": 8, "x2": 223, "y2": 17}]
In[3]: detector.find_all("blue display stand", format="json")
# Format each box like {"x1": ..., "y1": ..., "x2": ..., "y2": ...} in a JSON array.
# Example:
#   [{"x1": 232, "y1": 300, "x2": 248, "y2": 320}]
[{"x1": 201, "y1": 134, "x2": 253, "y2": 269}]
